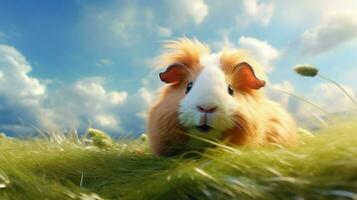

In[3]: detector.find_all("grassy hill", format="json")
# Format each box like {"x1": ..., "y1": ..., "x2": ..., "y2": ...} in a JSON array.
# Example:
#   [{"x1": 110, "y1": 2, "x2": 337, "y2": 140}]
[{"x1": 0, "y1": 121, "x2": 357, "y2": 200}]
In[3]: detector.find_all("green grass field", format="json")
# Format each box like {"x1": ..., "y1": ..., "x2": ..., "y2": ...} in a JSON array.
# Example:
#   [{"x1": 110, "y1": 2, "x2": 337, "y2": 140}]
[{"x1": 0, "y1": 120, "x2": 357, "y2": 200}]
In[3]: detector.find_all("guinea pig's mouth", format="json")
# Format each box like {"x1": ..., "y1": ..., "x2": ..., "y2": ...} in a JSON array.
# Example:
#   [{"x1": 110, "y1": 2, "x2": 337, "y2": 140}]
[{"x1": 196, "y1": 124, "x2": 212, "y2": 133}]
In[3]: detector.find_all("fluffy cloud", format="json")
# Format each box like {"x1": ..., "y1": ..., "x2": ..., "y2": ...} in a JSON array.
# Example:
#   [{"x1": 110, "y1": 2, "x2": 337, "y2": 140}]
[
  {"x1": 0, "y1": 44, "x2": 135, "y2": 136},
  {"x1": 0, "y1": 44, "x2": 57, "y2": 135},
  {"x1": 301, "y1": 11, "x2": 357, "y2": 55},
  {"x1": 343, "y1": 66, "x2": 357, "y2": 88},
  {"x1": 111, "y1": 85, "x2": 159, "y2": 136},
  {"x1": 236, "y1": 0, "x2": 274, "y2": 26},
  {"x1": 0, "y1": 45, "x2": 46, "y2": 98},
  {"x1": 267, "y1": 81, "x2": 311, "y2": 121},
  {"x1": 238, "y1": 36, "x2": 280, "y2": 72},
  {"x1": 167, "y1": 0, "x2": 208, "y2": 26},
  {"x1": 311, "y1": 83, "x2": 356, "y2": 113},
  {"x1": 183, "y1": 0, "x2": 208, "y2": 24},
  {"x1": 272, "y1": 0, "x2": 357, "y2": 29},
  {"x1": 268, "y1": 81, "x2": 295, "y2": 109},
  {"x1": 211, "y1": 35, "x2": 280, "y2": 72},
  {"x1": 135, "y1": 87, "x2": 155, "y2": 119},
  {"x1": 267, "y1": 82, "x2": 316, "y2": 128},
  {"x1": 267, "y1": 80, "x2": 357, "y2": 128},
  {"x1": 212, "y1": 33, "x2": 281, "y2": 72},
  {"x1": 49, "y1": 77, "x2": 128, "y2": 133}
]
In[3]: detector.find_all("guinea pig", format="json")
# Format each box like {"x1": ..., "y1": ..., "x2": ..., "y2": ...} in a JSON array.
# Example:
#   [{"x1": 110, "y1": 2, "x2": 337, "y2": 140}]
[{"x1": 148, "y1": 38, "x2": 297, "y2": 156}]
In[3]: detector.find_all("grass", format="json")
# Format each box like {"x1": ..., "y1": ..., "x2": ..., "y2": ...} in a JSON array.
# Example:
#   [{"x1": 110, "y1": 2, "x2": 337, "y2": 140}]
[{"x1": 0, "y1": 121, "x2": 357, "y2": 200}]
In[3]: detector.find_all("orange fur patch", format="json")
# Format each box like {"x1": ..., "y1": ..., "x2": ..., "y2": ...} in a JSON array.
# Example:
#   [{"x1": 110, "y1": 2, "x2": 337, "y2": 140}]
[
  {"x1": 160, "y1": 37, "x2": 209, "y2": 72},
  {"x1": 220, "y1": 49, "x2": 267, "y2": 83}
]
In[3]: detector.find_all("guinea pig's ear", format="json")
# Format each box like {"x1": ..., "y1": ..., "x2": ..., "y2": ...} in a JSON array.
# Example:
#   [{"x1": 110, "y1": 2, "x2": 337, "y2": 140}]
[
  {"x1": 233, "y1": 62, "x2": 266, "y2": 90},
  {"x1": 159, "y1": 63, "x2": 190, "y2": 84}
]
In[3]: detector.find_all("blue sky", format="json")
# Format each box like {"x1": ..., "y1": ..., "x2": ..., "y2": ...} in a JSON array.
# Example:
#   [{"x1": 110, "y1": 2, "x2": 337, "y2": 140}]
[{"x1": 0, "y1": 0, "x2": 356, "y2": 136}]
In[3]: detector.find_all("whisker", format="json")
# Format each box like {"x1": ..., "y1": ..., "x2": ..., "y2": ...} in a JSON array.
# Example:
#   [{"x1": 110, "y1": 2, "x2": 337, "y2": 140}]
[
  {"x1": 230, "y1": 116, "x2": 250, "y2": 133},
  {"x1": 231, "y1": 119, "x2": 247, "y2": 133},
  {"x1": 236, "y1": 119, "x2": 250, "y2": 131}
]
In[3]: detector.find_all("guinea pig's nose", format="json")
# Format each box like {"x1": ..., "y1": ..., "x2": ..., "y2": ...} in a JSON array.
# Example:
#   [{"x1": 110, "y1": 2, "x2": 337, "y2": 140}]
[{"x1": 196, "y1": 105, "x2": 217, "y2": 113}]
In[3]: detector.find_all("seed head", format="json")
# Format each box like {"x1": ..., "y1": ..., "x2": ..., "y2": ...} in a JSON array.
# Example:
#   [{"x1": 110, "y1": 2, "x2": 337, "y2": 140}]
[{"x1": 294, "y1": 65, "x2": 319, "y2": 77}]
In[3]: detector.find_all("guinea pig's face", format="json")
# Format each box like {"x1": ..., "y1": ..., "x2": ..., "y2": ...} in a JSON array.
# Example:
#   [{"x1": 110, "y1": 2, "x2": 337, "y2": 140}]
[
  {"x1": 159, "y1": 52, "x2": 265, "y2": 135},
  {"x1": 178, "y1": 53, "x2": 238, "y2": 133}
]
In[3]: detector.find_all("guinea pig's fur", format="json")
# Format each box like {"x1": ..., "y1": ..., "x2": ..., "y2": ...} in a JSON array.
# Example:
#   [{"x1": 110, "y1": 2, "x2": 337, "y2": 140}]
[{"x1": 148, "y1": 38, "x2": 297, "y2": 156}]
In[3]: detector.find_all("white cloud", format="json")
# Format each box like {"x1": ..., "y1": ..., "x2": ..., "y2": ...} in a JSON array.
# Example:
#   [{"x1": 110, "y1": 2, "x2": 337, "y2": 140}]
[
  {"x1": 135, "y1": 87, "x2": 155, "y2": 119},
  {"x1": 268, "y1": 81, "x2": 306, "y2": 118},
  {"x1": 211, "y1": 35, "x2": 280, "y2": 72},
  {"x1": 0, "y1": 44, "x2": 57, "y2": 133},
  {"x1": 50, "y1": 77, "x2": 128, "y2": 133},
  {"x1": 236, "y1": 0, "x2": 274, "y2": 26},
  {"x1": 95, "y1": 59, "x2": 112, "y2": 67},
  {"x1": 167, "y1": 0, "x2": 208, "y2": 26},
  {"x1": 95, "y1": 115, "x2": 118, "y2": 130},
  {"x1": 267, "y1": 81, "x2": 328, "y2": 128},
  {"x1": 343, "y1": 66, "x2": 357, "y2": 88},
  {"x1": 0, "y1": 45, "x2": 46, "y2": 97},
  {"x1": 268, "y1": 81, "x2": 295, "y2": 108},
  {"x1": 311, "y1": 83, "x2": 356, "y2": 113},
  {"x1": 138, "y1": 87, "x2": 154, "y2": 105},
  {"x1": 157, "y1": 26, "x2": 172, "y2": 37},
  {"x1": 272, "y1": 0, "x2": 357, "y2": 28},
  {"x1": 301, "y1": 11, "x2": 357, "y2": 55},
  {"x1": 238, "y1": 36, "x2": 280, "y2": 72},
  {"x1": 0, "y1": 44, "x2": 134, "y2": 135},
  {"x1": 186, "y1": 0, "x2": 208, "y2": 24},
  {"x1": 108, "y1": 91, "x2": 127, "y2": 105},
  {"x1": 267, "y1": 80, "x2": 357, "y2": 128},
  {"x1": 109, "y1": 84, "x2": 160, "y2": 135},
  {"x1": 0, "y1": 41, "x2": 165, "y2": 136}
]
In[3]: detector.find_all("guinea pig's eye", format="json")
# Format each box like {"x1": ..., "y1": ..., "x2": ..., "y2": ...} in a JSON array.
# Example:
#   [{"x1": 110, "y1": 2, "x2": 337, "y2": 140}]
[
  {"x1": 185, "y1": 81, "x2": 193, "y2": 94},
  {"x1": 228, "y1": 85, "x2": 234, "y2": 96}
]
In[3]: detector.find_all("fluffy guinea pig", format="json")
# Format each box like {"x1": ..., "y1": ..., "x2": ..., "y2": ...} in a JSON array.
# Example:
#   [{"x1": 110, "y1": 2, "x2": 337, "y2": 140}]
[{"x1": 148, "y1": 38, "x2": 297, "y2": 156}]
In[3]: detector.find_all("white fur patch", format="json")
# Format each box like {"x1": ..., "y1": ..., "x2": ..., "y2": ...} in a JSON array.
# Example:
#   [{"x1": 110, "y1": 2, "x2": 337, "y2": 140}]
[{"x1": 178, "y1": 53, "x2": 238, "y2": 138}]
